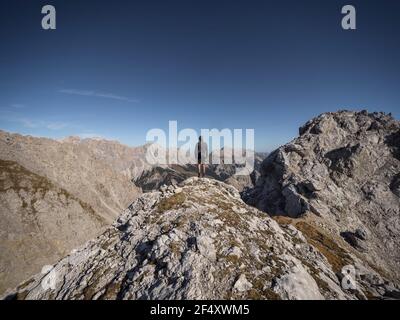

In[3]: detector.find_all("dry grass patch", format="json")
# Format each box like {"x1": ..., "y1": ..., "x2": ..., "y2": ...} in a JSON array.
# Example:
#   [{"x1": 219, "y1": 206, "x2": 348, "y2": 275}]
[
  {"x1": 295, "y1": 221, "x2": 352, "y2": 273},
  {"x1": 272, "y1": 215, "x2": 293, "y2": 225},
  {"x1": 157, "y1": 193, "x2": 186, "y2": 213}
]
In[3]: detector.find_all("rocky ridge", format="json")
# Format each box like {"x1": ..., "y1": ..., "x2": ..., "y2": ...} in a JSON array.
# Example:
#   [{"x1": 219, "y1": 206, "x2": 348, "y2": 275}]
[
  {"x1": 246, "y1": 110, "x2": 400, "y2": 284},
  {"x1": 3, "y1": 178, "x2": 397, "y2": 300}
]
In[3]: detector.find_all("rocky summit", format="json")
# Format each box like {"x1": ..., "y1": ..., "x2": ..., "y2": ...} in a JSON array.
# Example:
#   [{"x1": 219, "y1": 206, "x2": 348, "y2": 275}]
[
  {"x1": 3, "y1": 177, "x2": 398, "y2": 300},
  {"x1": 246, "y1": 111, "x2": 400, "y2": 285}
]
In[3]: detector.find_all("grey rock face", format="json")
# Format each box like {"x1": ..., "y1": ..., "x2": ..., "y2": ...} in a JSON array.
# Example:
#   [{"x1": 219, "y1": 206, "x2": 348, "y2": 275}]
[
  {"x1": 2, "y1": 178, "x2": 365, "y2": 300},
  {"x1": 0, "y1": 159, "x2": 107, "y2": 294},
  {"x1": 0, "y1": 131, "x2": 147, "y2": 295},
  {"x1": 247, "y1": 111, "x2": 400, "y2": 282},
  {"x1": 355, "y1": 228, "x2": 368, "y2": 241},
  {"x1": 272, "y1": 262, "x2": 324, "y2": 300},
  {"x1": 340, "y1": 231, "x2": 367, "y2": 252}
]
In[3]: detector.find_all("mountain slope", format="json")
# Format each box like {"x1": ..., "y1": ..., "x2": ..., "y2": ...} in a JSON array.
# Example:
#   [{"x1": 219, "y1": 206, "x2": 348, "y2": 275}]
[
  {"x1": 0, "y1": 159, "x2": 107, "y2": 294},
  {"x1": 0, "y1": 131, "x2": 144, "y2": 223},
  {"x1": 0, "y1": 131, "x2": 148, "y2": 295},
  {"x1": 246, "y1": 110, "x2": 400, "y2": 283},
  {"x1": 3, "y1": 178, "x2": 396, "y2": 300}
]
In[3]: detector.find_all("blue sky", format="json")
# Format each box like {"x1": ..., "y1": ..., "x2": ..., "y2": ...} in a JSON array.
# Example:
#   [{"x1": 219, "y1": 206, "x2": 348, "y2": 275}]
[{"x1": 1, "y1": 0, "x2": 399, "y2": 151}]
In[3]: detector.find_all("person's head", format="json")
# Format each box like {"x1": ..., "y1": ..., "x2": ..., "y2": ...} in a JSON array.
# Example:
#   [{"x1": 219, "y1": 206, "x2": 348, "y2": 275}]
[{"x1": 199, "y1": 136, "x2": 202, "y2": 142}]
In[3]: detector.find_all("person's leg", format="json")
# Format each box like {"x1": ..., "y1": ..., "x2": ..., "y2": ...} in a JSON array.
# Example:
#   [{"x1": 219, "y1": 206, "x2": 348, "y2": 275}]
[
  {"x1": 197, "y1": 164, "x2": 201, "y2": 177},
  {"x1": 201, "y1": 164, "x2": 206, "y2": 177}
]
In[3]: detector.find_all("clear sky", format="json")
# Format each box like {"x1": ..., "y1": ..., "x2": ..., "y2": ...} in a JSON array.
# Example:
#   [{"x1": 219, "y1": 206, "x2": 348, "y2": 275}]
[{"x1": 1, "y1": 0, "x2": 399, "y2": 151}]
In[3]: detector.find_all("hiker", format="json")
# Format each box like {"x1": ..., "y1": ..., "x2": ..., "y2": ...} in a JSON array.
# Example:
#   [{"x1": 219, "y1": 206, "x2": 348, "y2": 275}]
[{"x1": 195, "y1": 136, "x2": 208, "y2": 178}]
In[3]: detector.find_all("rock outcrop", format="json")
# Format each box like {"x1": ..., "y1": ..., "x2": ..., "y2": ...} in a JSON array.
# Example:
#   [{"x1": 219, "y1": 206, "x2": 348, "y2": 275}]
[
  {"x1": 246, "y1": 111, "x2": 400, "y2": 283},
  {"x1": 3, "y1": 178, "x2": 396, "y2": 300}
]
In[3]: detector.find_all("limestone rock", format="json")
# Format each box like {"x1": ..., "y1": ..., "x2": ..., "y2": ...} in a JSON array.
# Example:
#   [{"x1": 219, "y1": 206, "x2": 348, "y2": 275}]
[
  {"x1": 2, "y1": 178, "x2": 359, "y2": 300},
  {"x1": 247, "y1": 110, "x2": 400, "y2": 284},
  {"x1": 272, "y1": 262, "x2": 324, "y2": 300},
  {"x1": 234, "y1": 274, "x2": 252, "y2": 292}
]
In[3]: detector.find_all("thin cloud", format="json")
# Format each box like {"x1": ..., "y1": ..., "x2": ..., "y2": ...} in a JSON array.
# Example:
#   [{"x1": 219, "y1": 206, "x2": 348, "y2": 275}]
[
  {"x1": 59, "y1": 89, "x2": 139, "y2": 103},
  {"x1": 11, "y1": 104, "x2": 25, "y2": 109},
  {"x1": 45, "y1": 122, "x2": 69, "y2": 130},
  {"x1": 19, "y1": 118, "x2": 39, "y2": 128},
  {"x1": 8, "y1": 117, "x2": 69, "y2": 130}
]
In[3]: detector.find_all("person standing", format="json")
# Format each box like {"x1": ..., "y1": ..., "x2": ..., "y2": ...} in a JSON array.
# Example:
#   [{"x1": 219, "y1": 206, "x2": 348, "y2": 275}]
[{"x1": 195, "y1": 136, "x2": 208, "y2": 178}]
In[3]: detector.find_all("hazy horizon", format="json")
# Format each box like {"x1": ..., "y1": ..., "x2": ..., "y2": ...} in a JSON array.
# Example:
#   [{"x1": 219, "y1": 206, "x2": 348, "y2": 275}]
[{"x1": 1, "y1": 107, "x2": 397, "y2": 153}]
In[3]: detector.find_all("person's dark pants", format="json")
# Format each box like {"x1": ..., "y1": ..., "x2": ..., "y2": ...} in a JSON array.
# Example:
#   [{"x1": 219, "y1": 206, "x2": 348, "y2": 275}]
[{"x1": 197, "y1": 154, "x2": 205, "y2": 177}]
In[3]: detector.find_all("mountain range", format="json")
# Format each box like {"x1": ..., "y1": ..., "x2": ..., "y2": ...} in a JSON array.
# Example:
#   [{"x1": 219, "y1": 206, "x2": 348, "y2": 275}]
[{"x1": 1, "y1": 110, "x2": 399, "y2": 299}]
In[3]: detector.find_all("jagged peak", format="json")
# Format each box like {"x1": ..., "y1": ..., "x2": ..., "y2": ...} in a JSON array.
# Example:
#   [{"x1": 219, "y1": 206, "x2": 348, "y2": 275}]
[
  {"x1": 299, "y1": 110, "x2": 398, "y2": 137},
  {"x1": 248, "y1": 110, "x2": 400, "y2": 291}
]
